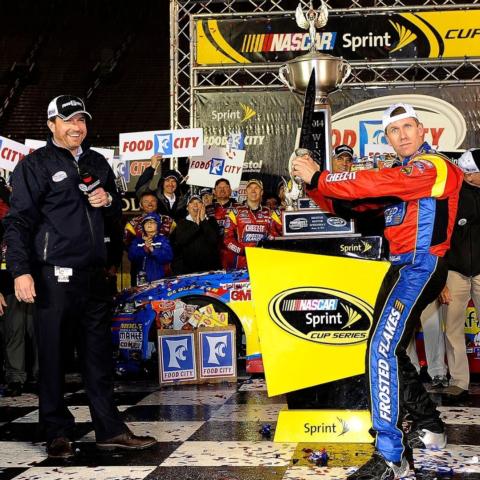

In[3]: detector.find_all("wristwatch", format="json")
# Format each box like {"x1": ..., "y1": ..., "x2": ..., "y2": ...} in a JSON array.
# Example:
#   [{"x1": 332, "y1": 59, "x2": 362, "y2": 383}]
[{"x1": 104, "y1": 192, "x2": 113, "y2": 207}]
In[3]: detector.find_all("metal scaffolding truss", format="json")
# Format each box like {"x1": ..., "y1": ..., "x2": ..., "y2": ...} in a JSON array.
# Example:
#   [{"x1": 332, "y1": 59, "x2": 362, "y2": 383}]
[{"x1": 170, "y1": 0, "x2": 480, "y2": 129}]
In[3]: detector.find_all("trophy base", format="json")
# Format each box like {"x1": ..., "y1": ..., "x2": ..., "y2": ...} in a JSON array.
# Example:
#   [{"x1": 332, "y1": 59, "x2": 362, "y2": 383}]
[
  {"x1": 282, "y1": 208, "x2": 355, "y2": 236},
  {"x1": 274, "y1": 408, "x2": 372, "y2": 443}
]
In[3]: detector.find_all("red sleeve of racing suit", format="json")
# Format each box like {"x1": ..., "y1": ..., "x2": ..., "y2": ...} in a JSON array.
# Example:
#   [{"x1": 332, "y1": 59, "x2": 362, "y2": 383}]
[
  {"x1": 223, "y1": 209, "x2": 245, "y2": 256},
  {"x1": 269, "y1": 209, "x2": 283, "y2": 237},
  {"x1": 310, "y1": 155, "x2": 463, "y2": 203}
]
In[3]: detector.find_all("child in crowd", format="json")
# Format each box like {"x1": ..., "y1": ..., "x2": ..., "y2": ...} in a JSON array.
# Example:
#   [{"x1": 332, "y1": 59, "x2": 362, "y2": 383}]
[{"x1": 128, "y1": 213, "x2": 173, "y2": 284}]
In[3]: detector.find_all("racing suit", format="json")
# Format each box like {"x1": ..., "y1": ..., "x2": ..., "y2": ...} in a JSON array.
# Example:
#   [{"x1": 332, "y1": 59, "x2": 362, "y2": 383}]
[
  {"x1": 211, "y1": 198, "x2": 240, "y2": 270},
  {"x1": 224, "y1": 204, "x2": 282, "y2": 269},
  {"x1": 306, "y1": 143, "x2": 463, "y2": 463}
]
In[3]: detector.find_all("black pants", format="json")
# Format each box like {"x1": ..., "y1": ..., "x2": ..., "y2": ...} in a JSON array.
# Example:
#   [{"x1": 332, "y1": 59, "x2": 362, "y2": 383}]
[{"x1": 33, "y1": 265, "x2": 126, "y2": 442}]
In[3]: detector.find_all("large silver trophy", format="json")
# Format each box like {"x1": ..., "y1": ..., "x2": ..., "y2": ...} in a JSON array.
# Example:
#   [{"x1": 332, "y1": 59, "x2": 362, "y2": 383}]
[{"x1": 279, "y1": 1, "x2": 353, "y2": 236}]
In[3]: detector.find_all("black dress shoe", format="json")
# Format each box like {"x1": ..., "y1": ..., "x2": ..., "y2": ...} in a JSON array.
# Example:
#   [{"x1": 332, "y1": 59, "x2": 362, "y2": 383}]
[
  {"x1": 47, "y1": 437, "x2": 74, "y2": 459},
  {"x1": 97, "y1": 429, "x2": 157, "y2": 451},
  {"x1": 4, "y1": 382, "x2": 23, "y2": 397}
]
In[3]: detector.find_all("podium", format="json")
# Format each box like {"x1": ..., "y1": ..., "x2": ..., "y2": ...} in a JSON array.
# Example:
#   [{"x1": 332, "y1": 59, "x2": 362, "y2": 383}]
[{"x1": 247, "y1": 244, "x2": 389, "y2": 443}]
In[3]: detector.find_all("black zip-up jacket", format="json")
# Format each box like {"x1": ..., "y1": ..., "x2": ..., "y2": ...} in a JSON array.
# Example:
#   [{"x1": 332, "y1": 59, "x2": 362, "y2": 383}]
[
  {"x1": 135, "y1": 166, "x2": 187, "y2": 220},
  {"x1": 4, "y1": 137, "x2": 121, "y2": 278},
  {"x1": 445, "y1": 181, "x2": 480, "y2": 277}
]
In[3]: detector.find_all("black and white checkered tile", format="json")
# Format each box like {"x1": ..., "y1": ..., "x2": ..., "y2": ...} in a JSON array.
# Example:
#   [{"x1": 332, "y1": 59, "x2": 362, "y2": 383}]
[{"x1": 0, "y1": 376, "x2": 479, "y2": 480}]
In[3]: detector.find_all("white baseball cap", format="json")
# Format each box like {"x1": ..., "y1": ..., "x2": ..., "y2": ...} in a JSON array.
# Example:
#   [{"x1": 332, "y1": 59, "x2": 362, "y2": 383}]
[
  {"x1": 457, "y1": 149, "x2": 480, "y2": 173},
  {"x1": 382, "y1": 103, "x2": 419, "y2": 131}
]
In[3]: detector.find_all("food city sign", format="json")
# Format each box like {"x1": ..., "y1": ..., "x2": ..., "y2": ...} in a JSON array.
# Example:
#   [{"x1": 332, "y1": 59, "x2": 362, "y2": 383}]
[
  {"x1": 268, "y1": 287, "x2": 373, "y2": 346},
  {"x1": 119, "y1": 128, "x2": 204, "y2": 161},
  {"x1": 187, "y1": 146, "x2": 245, "y2": 189},
  {"x1": 331, "y1": 94, "x2": 467, "y2": 157},
  {"x1": 0, "y1": 136, "x2": 30, "y2": 172}
]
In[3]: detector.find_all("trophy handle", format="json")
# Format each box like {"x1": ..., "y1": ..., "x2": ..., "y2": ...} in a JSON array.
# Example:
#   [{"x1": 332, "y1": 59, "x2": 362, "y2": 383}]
[
  {"x1": 337, "y1": 60, "x2": 351, "y2": 89},
  {"x1": 279, "y1": 65, "x2": 293, "y2": 91}
]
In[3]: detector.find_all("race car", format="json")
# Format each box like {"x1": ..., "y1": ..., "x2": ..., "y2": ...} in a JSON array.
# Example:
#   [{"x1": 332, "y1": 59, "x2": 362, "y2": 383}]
[
  {"x1": 112, "y1": 268, "x2": 262, "y2": 375},
  {"x1": 112, "y1": 235, "x2": 386, "y2": 375}
]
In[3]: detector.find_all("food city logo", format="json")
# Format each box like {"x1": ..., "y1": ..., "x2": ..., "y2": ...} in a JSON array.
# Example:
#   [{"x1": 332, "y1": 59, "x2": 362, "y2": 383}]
[
  {"x1": 268, "y1": 287, "x2": 373, "y2": 345},
  {"x1": 211, "y1": 103, "x2": 257, "y2": 123},
  {"x1": 119, "y1": 128, "x2": 203, "y2": 161},
  {"x1": 331, "y1": 94, "x2": 466, "y2": 158},
  {"x1": 199, "y1": 331, "x2": 235, "y2": 377},
  {"x1": 160, "y1": 333, "x2": 196, "y2": 381}
]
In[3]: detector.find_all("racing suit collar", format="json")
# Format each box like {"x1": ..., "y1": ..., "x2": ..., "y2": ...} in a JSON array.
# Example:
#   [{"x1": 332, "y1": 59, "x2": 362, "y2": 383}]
[{"x1": 401, "y1": 141, "x2": 432, "y2": 166}]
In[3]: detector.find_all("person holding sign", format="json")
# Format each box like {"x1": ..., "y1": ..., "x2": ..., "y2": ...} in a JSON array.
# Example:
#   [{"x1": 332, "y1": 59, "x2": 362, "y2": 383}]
[
  {"x1": 135, "y1": 154, "x2": 187, "y2": 220},
  {"x1": 292, "y1": 103, "x2": 463, "y2": 479}
]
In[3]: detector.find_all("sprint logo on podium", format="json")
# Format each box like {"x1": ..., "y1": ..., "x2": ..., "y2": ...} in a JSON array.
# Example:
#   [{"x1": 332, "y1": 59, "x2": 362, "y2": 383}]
[
  {"x1": 159, "y1": 332, "x2": 197, "y2": 384},
  {"x1": 198, "y1": 327, "x2": 236, "y2": 379}
]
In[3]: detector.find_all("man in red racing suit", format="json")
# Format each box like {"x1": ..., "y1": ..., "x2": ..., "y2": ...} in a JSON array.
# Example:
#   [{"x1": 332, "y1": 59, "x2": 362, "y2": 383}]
[
  {"x1": 224, "y1": 178, "x2": 282, "y2": 269},
  {"x1": 292, "y1": 103, "x2": 463, "y2": 480}
]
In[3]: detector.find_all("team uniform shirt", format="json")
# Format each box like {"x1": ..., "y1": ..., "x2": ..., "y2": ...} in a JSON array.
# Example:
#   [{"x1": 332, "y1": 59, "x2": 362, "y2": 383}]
[
  {"x1": 211, "y1": 198, "x2": 240, "y2": 270},
  {"x1": 306, "y1": 144, "x2": 463, "y2": 464},
  {"x1": 307, "y1": 144, "x2": 463, "y2": 263},
  {"x1": 224, "y1": 204, "x2": 282, "y2": 269}
]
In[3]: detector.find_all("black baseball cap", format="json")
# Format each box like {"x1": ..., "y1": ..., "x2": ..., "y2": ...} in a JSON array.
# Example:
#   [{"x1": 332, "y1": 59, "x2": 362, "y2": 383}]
[
  {"x1": 333, "y1": 145, "x2": 354, "y2": 158},
  {"x1": 47, "y1": 95, "x2": 92, "y2": 121},
  {"x1": 214, "y1": 178, "x2": 231, "y2": 187}
]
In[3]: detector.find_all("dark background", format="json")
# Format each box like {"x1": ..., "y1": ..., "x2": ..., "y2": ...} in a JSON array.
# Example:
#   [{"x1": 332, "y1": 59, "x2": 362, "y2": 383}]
[{"x1": 0, "y1": 0, "x2": 170, "y2": 145}]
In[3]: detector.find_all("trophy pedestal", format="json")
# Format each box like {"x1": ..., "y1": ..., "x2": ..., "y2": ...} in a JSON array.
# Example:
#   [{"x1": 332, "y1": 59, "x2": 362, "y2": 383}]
[
  {"x1": 282, "y1": 207, "x2": 355, "y2": 237},
  {"x1": 274, "y1": 408, "x2": 372, "y2": 443}
]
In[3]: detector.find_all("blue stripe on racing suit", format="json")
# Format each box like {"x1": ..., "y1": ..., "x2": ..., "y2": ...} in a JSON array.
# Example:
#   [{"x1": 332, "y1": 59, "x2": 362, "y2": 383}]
[{"x1": 369, "y1": 253, "x2": 439, "y2": 463}]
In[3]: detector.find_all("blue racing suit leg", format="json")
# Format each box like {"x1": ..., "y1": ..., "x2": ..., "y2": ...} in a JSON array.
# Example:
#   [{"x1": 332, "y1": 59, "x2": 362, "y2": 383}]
[{"x1": 368, "y1": 253, "x2": 447, "y2": 463}]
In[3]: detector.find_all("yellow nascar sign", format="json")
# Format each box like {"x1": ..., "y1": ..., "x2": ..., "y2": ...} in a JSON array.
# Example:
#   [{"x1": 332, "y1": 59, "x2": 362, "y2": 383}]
[
  {"x1": 274, "y1": 408, "x2": 373, "y2": 443},
  {"x1": 196, "y1": 9, "x2": 480, "y2": 65},
  {"x1": 246, "y1": 248, "x2": 389, "y2": 397}
]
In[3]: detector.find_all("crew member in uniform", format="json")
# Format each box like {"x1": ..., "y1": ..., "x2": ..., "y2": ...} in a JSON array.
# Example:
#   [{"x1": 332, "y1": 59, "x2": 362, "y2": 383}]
[
  {"x1": 292, "y1": 103, "x2": 463, "y2": 479},
  {"x1": 4, "y1": 95, "x2": 156, "y2": 458},
  {"x1": 224, "y1": 178, "x2": 282, "y2": 269}
]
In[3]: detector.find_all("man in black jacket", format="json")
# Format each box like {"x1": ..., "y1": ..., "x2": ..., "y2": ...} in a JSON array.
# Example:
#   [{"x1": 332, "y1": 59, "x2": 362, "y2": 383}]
[
  {"x1": 440, "y1": 148, "x2": 480, "y2": 399},
  {"x1": 135, "y1": 154, "x2": 187, "y2": 220},
  {"x1": 171, "y1": 194, "x2": 221, "y2": 274},
  {"x1": 3, "y1": 95, "x2": 156, "y2": 458}
]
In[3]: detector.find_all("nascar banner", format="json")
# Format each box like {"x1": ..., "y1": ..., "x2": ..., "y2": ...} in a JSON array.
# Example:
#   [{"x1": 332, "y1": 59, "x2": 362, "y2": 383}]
[
  {"x1": 246, "y1": 247, "x2": 390, "y2": 396},
  {"x1": 0, "y1": 136, "x2": 30, "y2": 172},
  {"x1": 196, "y1": 9, "x2": 480, "y2": 65},
  {"x1": 119, "y1": 128, "x2": 203, "y2": 161},
  {"x1": 187, "y1": 146, "x2": 245, "y2": 188}
]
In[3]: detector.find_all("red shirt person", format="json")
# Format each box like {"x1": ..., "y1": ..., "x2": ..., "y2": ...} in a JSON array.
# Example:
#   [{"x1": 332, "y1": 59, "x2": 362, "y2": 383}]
[{"x1": 224, "y1": 179, "x2": 282, "y2": 269}]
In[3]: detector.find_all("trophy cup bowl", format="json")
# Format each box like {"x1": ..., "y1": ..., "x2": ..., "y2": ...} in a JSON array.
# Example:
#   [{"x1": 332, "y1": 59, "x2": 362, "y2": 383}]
[{"x1": 279, "y1": 51, "x2": 351, "y2": 101}]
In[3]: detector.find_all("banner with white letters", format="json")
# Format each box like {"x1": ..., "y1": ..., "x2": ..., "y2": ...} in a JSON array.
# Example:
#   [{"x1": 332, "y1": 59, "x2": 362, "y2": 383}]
[
  {"x1": 0, "y1": 136, "x2": 30, "y2": 172},
  {"x1": 187, "y1": 146, "x2": 245, "y2": 189},
  {"x1": 119, "y1": 128, "x2": 203, "y2": 161}
]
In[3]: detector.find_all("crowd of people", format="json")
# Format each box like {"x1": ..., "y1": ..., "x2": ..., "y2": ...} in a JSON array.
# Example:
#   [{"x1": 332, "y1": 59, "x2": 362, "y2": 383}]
[{"x1": 0, "y1": 95, "x2": 478, "y2": 474}]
